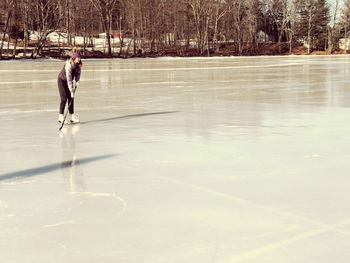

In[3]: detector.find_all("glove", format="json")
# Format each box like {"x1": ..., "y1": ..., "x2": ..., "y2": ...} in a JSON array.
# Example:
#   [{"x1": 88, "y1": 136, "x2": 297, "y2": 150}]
[{"x1": 70, "y1": 87, "x2": 76, "y2": 98}]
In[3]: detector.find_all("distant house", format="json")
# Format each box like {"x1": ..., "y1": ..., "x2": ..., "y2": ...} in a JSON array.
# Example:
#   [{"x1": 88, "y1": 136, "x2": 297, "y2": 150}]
[
  {"x1": 99, "y1": 32, "x2": 132, "y2": 39},
  {"x1": 300, "y1": 39, "x2": 310, "y2": 49},
  {"x1": 165, "y1": 33, "x2": 175, "y2": 43},
  {"x1": 112, "y1": 31, "x2": 132, "y2": 39},
  {"x1": 98, "y1": 33, "x2": 107, "y2": 39},
  {"x1": 256, "y1": 31, "x2": 272, "y2": 43},
  {"x1": 339, "y1": 38, "x2": 350, "y2": 50}
]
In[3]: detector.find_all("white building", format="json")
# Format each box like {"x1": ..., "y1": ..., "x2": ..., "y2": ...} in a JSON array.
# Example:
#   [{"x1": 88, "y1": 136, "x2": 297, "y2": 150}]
[
  {"x1": 339, "y1": 38, "x2": 350, "y2": 51},
  {"x1": 256, "y1": 31, "x2": 272, "y2": 43}
]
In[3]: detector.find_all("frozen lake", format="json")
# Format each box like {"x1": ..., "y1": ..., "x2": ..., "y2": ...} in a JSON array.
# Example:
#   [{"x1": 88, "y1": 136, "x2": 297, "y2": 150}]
[{"x1": 1, "y1": 55, "x2": 350, "y2": 262}]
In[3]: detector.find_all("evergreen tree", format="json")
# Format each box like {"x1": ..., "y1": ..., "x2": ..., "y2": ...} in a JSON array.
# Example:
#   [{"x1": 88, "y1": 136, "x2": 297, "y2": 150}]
[
  {"x1": 297, "y1": 0, "x2": 329, "y2": 53},
  {"x1": 314, "y1": 0, "x2": 329, "y2": 50}
]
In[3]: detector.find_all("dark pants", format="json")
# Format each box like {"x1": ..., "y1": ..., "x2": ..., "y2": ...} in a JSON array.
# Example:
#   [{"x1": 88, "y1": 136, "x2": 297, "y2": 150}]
[{"x1": 58, "y1": 78, "x2": 74, "y2": 114}]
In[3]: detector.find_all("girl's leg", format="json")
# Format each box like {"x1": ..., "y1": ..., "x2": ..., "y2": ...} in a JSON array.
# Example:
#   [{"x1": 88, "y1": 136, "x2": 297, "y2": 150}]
[
  {"x1": 58, "y1": 78, "x2": 67, "y2": 114},
  {"x1": 68, "y1": 97, "x2": 74, "y2": 114}
]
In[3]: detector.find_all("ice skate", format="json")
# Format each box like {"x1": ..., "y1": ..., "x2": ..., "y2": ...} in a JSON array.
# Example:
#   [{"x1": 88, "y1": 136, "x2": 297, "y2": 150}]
[
  {"x1": 70, "y1": 113, "x2": 80, "y2": 124},
  {"x1": 58, "y1": 114, "x2": 68, "y2": 124}
]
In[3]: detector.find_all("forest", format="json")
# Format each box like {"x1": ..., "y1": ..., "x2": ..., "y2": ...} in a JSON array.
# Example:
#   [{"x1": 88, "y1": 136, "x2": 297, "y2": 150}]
[{"x1": 1, "y1": 0, "x2": 350, "y2": 59}]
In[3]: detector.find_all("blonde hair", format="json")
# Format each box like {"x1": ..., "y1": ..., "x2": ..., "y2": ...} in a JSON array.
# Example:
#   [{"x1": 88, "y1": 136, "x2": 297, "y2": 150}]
[{"x1": 72, "y1": 47, "x2": 78, "y2": 53}]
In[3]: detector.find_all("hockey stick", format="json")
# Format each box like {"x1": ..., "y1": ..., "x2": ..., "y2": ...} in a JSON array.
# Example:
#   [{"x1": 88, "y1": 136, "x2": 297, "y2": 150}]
[{"x1": 59, "y1": 89, "x2": 76, "y2": 131}]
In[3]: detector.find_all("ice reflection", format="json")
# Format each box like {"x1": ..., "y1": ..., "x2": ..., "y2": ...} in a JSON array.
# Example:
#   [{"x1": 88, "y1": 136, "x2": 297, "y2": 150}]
[{"x1": 60, "y1": 125, "x2": 85, "y2": 193}]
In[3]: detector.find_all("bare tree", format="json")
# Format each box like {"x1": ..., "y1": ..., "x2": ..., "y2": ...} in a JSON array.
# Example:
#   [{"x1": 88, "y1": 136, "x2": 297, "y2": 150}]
[
  {"x1": 328, "y1": 0, "x2": 339, "y2": 54},
  {"x1": 20, "y1": 0, "x2": 31, "y2": 58},
  {"x1": 121, "y1": 0, "x2": 136, "y2": 55},
  {"x1": 89, "y1": 0, "x2": 119, "y2": 56},
  {"x1": 0, "y1": 0, "x2": 346, "y2": 58},
  {"x1": 171, "y1": 0, "x2": 187, "y2": 49},
  {"x1": 188, "y1": 0, "x2": 214, "y2": 54},
  {"x1": 10, "y1": 0, "x2": 22, "y2": 58},
  {"x1": 268, "y1": 0, "x2": 290, "y2": 53},
  {"x1": 30, "y1": 0, "x2": 62, "y2": 58},
  {"x1": 286, "y1": 0, "x2": 301, "y2": 54},
  {"x1": 245, "y1": 0, "x2": 260, "y2": 52},
  {"x1": 0, "y1": 0, "x2": 14, "y2": 59},
  {"x1": 211, "y1": 0, "x2": 226, "y2": 53},
  {"x1": 226, "y1": 0, "x2": 247, "y2": 55}
]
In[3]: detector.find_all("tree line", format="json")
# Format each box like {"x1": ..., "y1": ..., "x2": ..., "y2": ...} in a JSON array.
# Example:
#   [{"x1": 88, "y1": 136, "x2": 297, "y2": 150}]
[{"x1": 1, "y1": 0, "x2": 350, "y2": 59}]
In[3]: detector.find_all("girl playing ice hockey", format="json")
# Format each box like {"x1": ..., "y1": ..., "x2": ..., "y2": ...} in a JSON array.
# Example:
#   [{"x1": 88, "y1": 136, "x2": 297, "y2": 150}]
[{"x1": 58, "y1": 47, "x2": 82, "y2": 124}]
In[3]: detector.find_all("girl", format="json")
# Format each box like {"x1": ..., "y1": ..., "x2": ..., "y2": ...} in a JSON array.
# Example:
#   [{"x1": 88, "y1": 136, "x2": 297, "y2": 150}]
[{"x1": 58, "y1": 47, "x2": 82, "y2": 124}]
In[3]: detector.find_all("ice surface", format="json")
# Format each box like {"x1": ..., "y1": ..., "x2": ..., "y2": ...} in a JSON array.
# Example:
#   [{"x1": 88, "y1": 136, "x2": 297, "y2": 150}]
[{"x1": 2, "y1": 56, "x2": 350, "y2": 262}]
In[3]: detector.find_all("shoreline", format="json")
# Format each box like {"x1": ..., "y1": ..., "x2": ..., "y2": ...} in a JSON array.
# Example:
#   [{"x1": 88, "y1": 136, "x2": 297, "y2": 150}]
[
  {"x1": 1, "y1": 53, "x2": 349, "y2": 62},
  {"x1": 1, "y1": 43, "x2": 349, "y2": 61}
]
